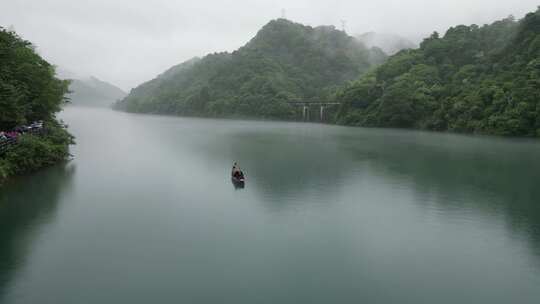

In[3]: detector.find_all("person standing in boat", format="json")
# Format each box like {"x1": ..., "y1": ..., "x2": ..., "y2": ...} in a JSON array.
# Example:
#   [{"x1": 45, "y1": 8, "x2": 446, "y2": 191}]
[{"x1": 232, "y1": 162, "x2": 244, "y2": 179}]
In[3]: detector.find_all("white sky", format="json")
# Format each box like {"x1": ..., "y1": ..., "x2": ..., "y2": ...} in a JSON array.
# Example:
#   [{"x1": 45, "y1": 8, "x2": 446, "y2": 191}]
[{"x1": 1, "y1": 0, "x2": 537, "y2": 91}]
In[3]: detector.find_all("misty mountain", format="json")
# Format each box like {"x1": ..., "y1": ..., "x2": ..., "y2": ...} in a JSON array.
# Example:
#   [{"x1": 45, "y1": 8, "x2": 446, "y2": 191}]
[
  {"x1": 157, "y1": 57, "x2": 201, "y2": 80},
  {"x1": 66, "y1": 76, "x2": 126, "y2": 107},
  {"x1": 335, "y1": 9, "x2": 540, "y2": 137},
  {"x1": 55, "y1": 67, "x2": 82, "y2": 80},
  {"x1": 115, "y1": 19, "x2": 386, "y2": 118},
  {"x1": 356, "y1": 32, "x2": 416, "y2": 55}
]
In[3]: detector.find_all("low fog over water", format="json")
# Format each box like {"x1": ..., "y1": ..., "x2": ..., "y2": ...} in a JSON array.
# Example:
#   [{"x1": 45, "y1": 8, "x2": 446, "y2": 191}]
[{"x1": 1, "y1": 0, "x2": 538, "y2": 90}]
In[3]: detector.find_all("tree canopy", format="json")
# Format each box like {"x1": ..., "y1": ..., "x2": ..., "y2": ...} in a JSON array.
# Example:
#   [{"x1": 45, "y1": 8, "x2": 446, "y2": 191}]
[
  {"x1": 0, "y1": 28, "x2": 70, "y2": 130},
  {"x1": 334, "y1": 9, "x2": 540, "y2": 137}
]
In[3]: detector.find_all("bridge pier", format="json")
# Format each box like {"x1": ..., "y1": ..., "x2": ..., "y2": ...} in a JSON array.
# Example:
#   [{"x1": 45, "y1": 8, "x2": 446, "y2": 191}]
[
  {"x1": 289, "y1": 102, "x2": 341, "y2": 122},
  {"x1": 302, "y1": 106, "x2": 312, "y2": 121}
]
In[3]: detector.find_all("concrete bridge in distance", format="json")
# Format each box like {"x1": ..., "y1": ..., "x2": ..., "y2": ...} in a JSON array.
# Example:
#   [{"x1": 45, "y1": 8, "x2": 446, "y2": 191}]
[{"x1": 287, "y1": 102, "x2": 341, "y2": 122}]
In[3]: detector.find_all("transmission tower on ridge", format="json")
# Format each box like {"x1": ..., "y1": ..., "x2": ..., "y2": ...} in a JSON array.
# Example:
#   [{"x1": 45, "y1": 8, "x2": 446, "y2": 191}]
[
  {"x1": 281, "y1": 9, "x2": 287, "y2": 19},
  {"x1": 340, "y1": 20, "x2": 347, "y2": 32}
]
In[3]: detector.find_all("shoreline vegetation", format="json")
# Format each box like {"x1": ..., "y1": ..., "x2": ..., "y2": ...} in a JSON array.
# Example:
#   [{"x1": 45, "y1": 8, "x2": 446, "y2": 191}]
[
  {"x1": 116, "y1": 8, "x2": 540, "y2": 138},
  {"x1": 0, "y1": 28, "x2": 73, "y2": 185}
]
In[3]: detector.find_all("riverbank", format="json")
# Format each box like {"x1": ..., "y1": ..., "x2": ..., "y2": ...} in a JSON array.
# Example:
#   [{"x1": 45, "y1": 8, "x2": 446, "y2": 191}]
[
  {"x1": 0, "y1": 120, "x2": 74, "y2": 185},
  {"x1": 114, "y1": 107, "x2": 540, "y2": 140}
]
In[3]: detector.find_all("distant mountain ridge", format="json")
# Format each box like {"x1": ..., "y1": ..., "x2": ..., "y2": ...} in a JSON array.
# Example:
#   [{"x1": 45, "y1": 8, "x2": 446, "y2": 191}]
[
  {"x1": 115, "y1": 19, "x2": 387, "y2": 118},
  {"x1": 64, "y1": 75, "x2": 126, "y2": 107}
]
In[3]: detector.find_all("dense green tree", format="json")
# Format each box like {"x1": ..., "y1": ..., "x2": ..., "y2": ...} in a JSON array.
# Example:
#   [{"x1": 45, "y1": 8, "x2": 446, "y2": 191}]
[
  {"x1": 334, "y1": 8, "x2": 540, "y2": 137},
  {"x1": 0, "y1": 28, "x2": 70, "y2": 130},
  {"x1": 0, "y1": 28, "x2": 73, "y2": 183}
]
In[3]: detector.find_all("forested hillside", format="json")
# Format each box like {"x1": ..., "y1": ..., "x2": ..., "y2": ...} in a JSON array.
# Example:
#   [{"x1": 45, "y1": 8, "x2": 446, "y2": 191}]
[
  {"x1": 335, "y1": 9, "x2": 540, "y2": 137},
  {"x1": 0, "y1": 28, "x2": 73, "y2": 182},
  {"x1": 115, "y1": 19, "x2": 386, "y2": 118}
]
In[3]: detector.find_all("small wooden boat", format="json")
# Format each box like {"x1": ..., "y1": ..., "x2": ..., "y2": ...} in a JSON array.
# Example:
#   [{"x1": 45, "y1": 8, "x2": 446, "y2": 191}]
[{"x1": 231, "y1": 171, "x2": 245, "y2": 187}]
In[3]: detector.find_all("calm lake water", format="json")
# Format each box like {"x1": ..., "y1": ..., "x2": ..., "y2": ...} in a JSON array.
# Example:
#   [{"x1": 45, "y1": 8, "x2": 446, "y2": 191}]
[{"x1": 1, "y1": 107, "x2": 540, "y2": 304}]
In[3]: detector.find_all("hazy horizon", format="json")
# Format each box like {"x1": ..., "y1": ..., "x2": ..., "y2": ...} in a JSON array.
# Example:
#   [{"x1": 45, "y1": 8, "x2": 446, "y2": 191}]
[{"x1": 1, "y1": 0, "x2": 538, "y2": 91}]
